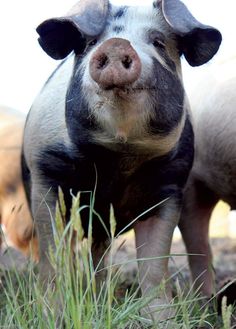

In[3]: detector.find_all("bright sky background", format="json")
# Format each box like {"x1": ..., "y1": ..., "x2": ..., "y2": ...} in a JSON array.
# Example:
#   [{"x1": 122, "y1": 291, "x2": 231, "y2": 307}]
[{"x1": 0, "y1": 0, "x2": 235, "y2": 113}]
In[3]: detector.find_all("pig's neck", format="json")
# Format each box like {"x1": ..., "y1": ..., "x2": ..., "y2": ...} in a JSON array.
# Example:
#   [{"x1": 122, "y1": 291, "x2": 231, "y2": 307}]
[{"x1": 91, "y1": 104, "x2": 186, "y2": 157}]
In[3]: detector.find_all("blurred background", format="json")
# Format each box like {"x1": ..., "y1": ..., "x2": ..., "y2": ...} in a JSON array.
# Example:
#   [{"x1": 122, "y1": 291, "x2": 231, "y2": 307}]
[{"x1": 0, "y1": 0, "x2": 236, "y2": 240}]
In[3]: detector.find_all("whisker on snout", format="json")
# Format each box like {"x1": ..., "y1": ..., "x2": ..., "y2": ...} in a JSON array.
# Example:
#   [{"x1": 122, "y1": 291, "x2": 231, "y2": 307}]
[{"x1": 95, "y1": 86, "x2": 158, "y2": 95}]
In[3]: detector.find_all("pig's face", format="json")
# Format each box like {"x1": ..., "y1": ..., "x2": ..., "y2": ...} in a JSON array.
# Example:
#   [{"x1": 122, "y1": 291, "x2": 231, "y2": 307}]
[
  {"x1": 81, "y1": 5, "x2": 181, "y2": 93},
  {"x1": 36, "y1": 0, "x2": 221, "y2": 148},
  {"x1": 77, "y1": 5, "x2": 183, "y2": 143}
]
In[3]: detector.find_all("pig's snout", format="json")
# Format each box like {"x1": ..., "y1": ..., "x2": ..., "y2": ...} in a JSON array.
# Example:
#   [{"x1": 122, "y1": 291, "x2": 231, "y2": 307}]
[{"x1": 89, "y1": 38, "x2": 141, "y2": 90}]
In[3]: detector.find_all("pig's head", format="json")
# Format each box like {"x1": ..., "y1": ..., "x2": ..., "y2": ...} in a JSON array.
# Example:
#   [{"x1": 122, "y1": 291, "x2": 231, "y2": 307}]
[{"x1": 37, "y1": 0, "x2": 221, "y2": 148}]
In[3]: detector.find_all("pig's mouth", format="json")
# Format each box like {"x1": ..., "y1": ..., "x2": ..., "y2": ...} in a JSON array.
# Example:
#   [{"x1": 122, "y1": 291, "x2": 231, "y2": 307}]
[{"x1": 97, "y1": 85, "x2": 157, "y2": 98}]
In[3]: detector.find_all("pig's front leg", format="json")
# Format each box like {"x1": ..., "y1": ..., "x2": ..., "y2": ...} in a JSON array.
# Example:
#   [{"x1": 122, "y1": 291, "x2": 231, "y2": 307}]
[
  {"x1": 134, "y1": 197, "x2": 180, "y2": 324},
  {"x1": 31, "y1": 175, "x2": 57, "y2": 283}
]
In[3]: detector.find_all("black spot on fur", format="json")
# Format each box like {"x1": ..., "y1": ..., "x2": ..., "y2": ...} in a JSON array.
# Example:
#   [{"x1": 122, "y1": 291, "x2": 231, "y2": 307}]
[
  {"x1": 36, "y1": 142, "x2": 98, "y2": 224},
  {"x1": 65, "y1": 58, "x2": 100, "y2": 146},
  {"x1": 113, "y1": 26, "x2": 124, "y2": 34},
  {"x1": 114, "y1": 6, "x2": 128, "y2": 19},
  {"x1": 148, "y1": 57, "x2": 184, "y2": 134},
  {"x1": 21, "y1": 151, "x2": 32, "y2": 210},
  {"x1": 193, "y1": 179, "x2": 219, "y2": 207},
  {"x1": 113, "y1": 117, "x2": 194, "y2": 223},
  {"x1": 153, "y1": 1, "x2": 160, "y2": 9}
]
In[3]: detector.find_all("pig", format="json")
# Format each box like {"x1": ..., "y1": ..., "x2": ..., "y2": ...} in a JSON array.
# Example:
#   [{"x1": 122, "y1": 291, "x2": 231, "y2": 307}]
[
  {"x1": 22, "y1": 0, "x2": 221, "y2": 322},
  {"x1": 0, "y1": 107, "x2": 38, "y2": 259},
  {"x1": 179, "y1": 57, "x2": 236, "y2": 299}
]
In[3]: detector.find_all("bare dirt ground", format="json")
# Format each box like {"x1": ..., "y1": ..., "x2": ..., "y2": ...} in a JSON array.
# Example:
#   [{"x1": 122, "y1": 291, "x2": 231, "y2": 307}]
[
  {"x1": 1, "y1": 233, "x2": 236, "y2": 298},
  {"x1": 112, "y1": 232, "x2": 236, "y2": 291}
]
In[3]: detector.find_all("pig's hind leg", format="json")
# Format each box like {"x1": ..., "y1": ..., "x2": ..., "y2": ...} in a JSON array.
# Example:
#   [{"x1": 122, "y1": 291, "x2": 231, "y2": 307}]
[{"x1": 179, "y1": 175, "x2": 219, "y2": 297}]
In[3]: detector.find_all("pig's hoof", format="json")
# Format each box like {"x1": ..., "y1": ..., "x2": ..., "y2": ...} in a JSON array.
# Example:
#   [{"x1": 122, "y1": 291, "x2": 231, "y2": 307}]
[{"x1": 140, "y1": 299, "x2": 175, "y2": 328}]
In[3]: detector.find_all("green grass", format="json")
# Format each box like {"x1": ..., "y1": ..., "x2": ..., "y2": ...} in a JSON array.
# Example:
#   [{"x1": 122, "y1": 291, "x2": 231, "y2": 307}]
[{"x1": 0, "y1": 191, "x2": 235, "y2": 328}]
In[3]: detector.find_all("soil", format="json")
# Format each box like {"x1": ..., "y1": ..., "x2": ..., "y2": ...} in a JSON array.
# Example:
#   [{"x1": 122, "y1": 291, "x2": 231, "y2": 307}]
[
  {"x1": 112, "y1": 234, "x2": 236, "y2": 289},
  {"x1": 1, "y1": 234, "x2": 236, "y2": 289}
]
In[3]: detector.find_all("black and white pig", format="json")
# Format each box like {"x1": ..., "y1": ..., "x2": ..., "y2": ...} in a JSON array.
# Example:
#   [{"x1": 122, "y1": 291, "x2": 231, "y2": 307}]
[{"x1": 22, "y1": 0, "x2": 221, "y2": 322}]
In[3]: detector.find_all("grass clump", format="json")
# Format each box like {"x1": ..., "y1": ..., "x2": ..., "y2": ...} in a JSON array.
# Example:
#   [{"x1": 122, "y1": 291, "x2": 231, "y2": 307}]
[{"x1": 0, "y1": 191, "x2": 235, "y2": 328}]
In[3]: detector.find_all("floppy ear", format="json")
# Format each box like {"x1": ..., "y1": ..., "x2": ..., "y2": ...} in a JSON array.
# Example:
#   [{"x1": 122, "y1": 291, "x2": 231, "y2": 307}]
[
  {"x1": 36, "y1": 0, "x2": 109, "y2": 60},
  {"x1": 160, "y1": 0, "x2": 222, "y2": 66}
]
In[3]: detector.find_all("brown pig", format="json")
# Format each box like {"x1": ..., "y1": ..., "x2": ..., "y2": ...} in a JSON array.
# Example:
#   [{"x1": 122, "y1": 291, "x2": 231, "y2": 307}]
[{"x1": 0, "y1": 106, "x2": 38, "y2": 260}]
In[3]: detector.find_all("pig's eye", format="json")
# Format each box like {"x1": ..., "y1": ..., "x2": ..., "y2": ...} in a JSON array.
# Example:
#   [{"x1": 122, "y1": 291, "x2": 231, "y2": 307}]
[
  {"x1": 149, "y1": 30, "x2": 166, "y2": 50},
  {"x1": 152, "y1": 39, "x2": 165, "y2": 49},
  {"x1": 88, "y1": 39, "x2": 97, "y2": 47}
]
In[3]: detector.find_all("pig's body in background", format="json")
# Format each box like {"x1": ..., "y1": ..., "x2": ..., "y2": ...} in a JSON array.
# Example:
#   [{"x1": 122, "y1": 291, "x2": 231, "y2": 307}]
[
  {"x1": 180, "y1": 57, "x2": 236, "y2": 297},
  {"x1": 0, "y1": 107, "x2": 38, "y2": 259},
  {"x1": 22, "y1": 0, "x2": 221, "y2": 322}
]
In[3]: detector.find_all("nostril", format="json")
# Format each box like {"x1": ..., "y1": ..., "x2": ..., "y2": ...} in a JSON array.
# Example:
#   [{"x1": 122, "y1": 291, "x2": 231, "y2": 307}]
[
  {"x1": 97, "y1": 54, "x2": 109, "y2": 69},
  {"x1": 122, "y1": 56, "x2": 132, "y2": 69},
  {"x1": 89, "y1": 38, "x2": 141, "y2": 88}
]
